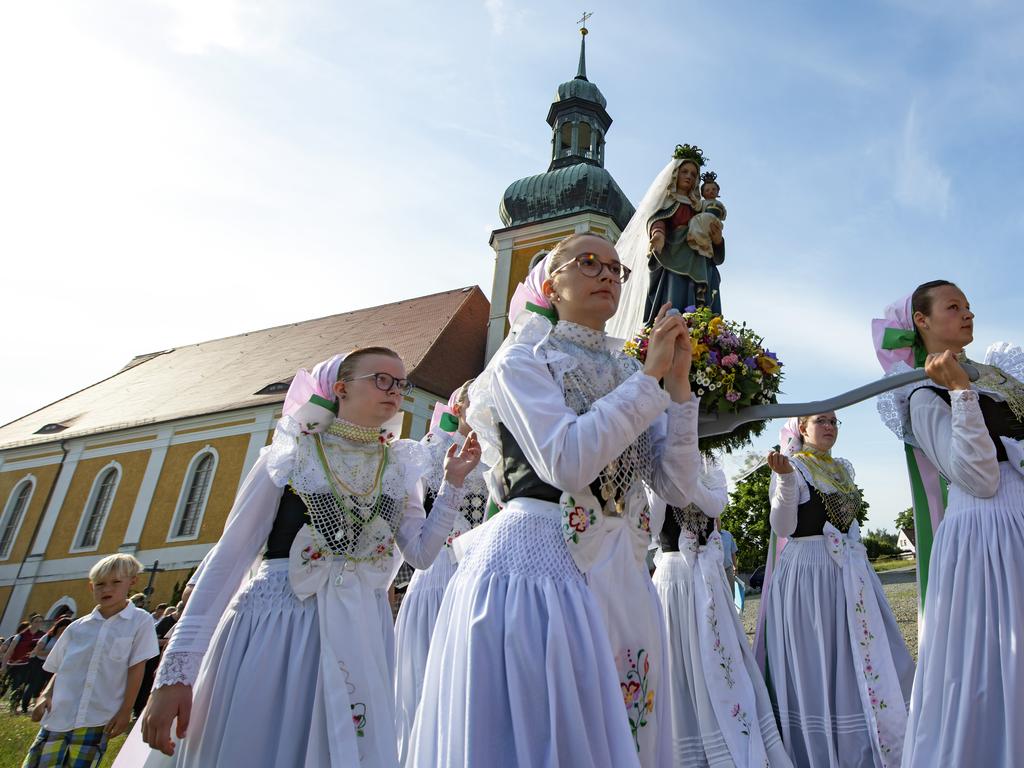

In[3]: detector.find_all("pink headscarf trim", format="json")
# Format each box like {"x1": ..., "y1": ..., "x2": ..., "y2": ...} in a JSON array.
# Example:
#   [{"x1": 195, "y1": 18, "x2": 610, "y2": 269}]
[
  {"x1": 870, "y1": 293, "x2": 915, "y2": 374},
  {"x1": 507, "y1": 253, "x2": 553, "y2": 326},
  {"x1": 429, "y1": 389, "x2": 461, "y2": 434},
  {"x1": 282, "y1": 353, "x2": 347, "y2": 418},
  {"x1": 778, "y1": 417, "x2": 803, "y2": 457}
]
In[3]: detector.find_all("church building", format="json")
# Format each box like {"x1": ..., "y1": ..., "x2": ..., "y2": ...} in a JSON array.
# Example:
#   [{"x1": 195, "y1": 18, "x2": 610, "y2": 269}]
[{"x1": 0, "y1": 28, "x2": 633, "y2": 634}]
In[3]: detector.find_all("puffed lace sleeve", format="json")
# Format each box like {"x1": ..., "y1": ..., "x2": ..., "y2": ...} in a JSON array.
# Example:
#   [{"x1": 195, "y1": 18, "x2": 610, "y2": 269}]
[
  {"x1": 391, "y1": 440, "x2": 463, "y2": 569},
  {"x1": 155, "y1": 453, "x2": 284, "y2": 688},
  {"x1": 769, "y1": 468, "x2": 809, "y2": 538},
  {"x1": 647, "y1": 397, "x2": 703, "y2": 509},
  {"x1": 910, "y1": 387, "x2": 1000, "y2": 498},
  {"x1": 985, "y1": 342, "x2": 1024, "y2": 385},
  {"x1": 489, "y1": 343, "x2": 672, "y2": 493}
]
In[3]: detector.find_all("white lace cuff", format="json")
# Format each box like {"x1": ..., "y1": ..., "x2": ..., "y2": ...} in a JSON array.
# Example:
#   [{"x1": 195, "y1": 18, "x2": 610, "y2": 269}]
[
  {"x1": 665, "y1": 396, "x2": 699, "y2": 444},
  {"x1": 435, "y1": 480, "x2": 467, "y2": 510},
  {"x1": 950, "y1": 388, "x2": 979, "y2": 405},
  {"x1": 153, "y1": 651, "x2": 203, "y2": 689}
]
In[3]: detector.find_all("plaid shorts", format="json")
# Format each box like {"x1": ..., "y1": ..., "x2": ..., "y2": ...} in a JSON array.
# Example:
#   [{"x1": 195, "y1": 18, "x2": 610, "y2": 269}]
[{"x1": 22, "y1": 725, "x2": 108, "y2": 768}]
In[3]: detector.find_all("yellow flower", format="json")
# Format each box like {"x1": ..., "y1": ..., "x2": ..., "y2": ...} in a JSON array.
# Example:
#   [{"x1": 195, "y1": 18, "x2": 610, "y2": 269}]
[
  {"x1": 707, "y1": 316, "x2": 723, "y2": 337},
  {"x1": 691, "y1": 342, "x2": 708, "y2": 359},
  {"x1": 645, "y1": 690, "x2": 655, "y2": 713},
  {"x1": 757, "y1": 355, "x2": 780, "y2": 375}
]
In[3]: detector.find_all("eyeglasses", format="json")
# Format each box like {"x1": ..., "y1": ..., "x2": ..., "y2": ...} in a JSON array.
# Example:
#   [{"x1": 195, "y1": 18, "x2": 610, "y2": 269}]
[
  {"x1": 809, "y1": 417, "x2": 841, "y2": 427},
  {"x1": 549, "y1": 253, "x2": 632, "y2": 283},
  {"x1": 344, "y1": 373, "x2": 414, "y2": 396}
]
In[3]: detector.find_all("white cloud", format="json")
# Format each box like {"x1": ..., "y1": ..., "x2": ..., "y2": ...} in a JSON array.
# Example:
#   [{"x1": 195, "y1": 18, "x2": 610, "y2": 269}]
[
  {"x1": 150, "y1": 0, "x2": 295, "y2": 56},
  {"x1": 483, "y1": 0, "x2": 528, "y2": 36},
  {"x1": 893, "y1": 102, "x2": 951, "y2": 216}
]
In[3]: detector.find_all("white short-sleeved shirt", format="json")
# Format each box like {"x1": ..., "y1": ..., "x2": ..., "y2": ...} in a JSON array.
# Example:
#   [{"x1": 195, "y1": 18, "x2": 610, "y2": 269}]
[{"x1": 42, "y1": 602, "x2": 159, "y2": 731}]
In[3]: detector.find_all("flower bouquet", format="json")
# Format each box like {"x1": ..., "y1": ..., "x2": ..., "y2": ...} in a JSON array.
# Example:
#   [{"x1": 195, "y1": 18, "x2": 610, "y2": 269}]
[{"x1": 624, "y1": 306, "x2": 784, "y2": 453}]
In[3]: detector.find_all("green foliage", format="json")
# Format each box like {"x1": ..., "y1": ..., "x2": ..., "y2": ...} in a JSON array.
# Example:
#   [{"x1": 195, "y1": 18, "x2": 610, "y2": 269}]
[
  {"x1": 862, "y1": 528, "x2": 901, "y2": 560},
  {"x1": 171, "y1": 566, "x2": 197, "y2": 606},
  {"x1": 720, "y1": 464, "x2": 772, "y2": 572},
  {"x1": 672, "y1": 143, "x2": 707, "y2": 166},
  {"x1": 895, "y1": 507, "x2": 914, "y2": 533}
]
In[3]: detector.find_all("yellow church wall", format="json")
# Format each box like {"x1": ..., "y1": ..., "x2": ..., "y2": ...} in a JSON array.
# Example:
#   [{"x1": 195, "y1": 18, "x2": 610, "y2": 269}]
[
  {"x1": 0, "y1": 462, "x2": 60, "y2": 565},
  {"x1": 45, "y1": 451, "x2": 151, "y2": 559},
  {"x1": 22, "y1": 567, "x2": 197, "y2": 622},
  {"x1": 503, "y1": 228, "x2": 577, "y2": 305},
  {"x1": 143, "y1": 567, "x2": 195, "y2": 608},
  {"x1": 24, "y1": 578, "x2": 94, "y2": 621},
  {"x1": 138, "y1": 433, "x2": 250, "y2": 550}
]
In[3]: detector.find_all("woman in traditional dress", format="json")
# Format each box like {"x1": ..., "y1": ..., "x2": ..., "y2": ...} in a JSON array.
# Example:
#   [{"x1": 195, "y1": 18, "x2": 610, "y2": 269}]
[
  {"x1": 408, "y1": 232, "x2": 702, "y2": 768},
  {"x1": 393, "y1": 380, "x2": 490, "y2": 764},
  {"x1": 875, "y1": 280, "x2": 1024, "y2": 767},
  {"x1": 651, "y1": 458, "x2": 792, "y2": 767},
  {"x1": 763, "y1": 414, "x2": 914, "y2": 768},
  {"x1": 138, "y1": 348, "x2": 480, "y2": 768}
]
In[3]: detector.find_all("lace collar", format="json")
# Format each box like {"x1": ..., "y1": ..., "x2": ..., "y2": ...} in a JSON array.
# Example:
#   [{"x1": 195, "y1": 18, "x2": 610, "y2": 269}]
[
  {"x1": 325, "y1": 418, "x2": 389, "y2": 444},
  {"x1": 550, "y1": 321, "x2": 608, "y2": 352}
]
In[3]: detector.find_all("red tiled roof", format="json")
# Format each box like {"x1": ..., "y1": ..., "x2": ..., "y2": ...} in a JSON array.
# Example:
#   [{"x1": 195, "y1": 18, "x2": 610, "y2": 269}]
[{"x1": 0, "y1": 287, "x2": 488, "y2": 449}]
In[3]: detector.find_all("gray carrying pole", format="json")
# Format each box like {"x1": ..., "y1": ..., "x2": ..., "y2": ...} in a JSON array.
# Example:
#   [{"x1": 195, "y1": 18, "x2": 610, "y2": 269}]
[{"x1": 698, "y1": 363, "x2": 979, "y2": 438}]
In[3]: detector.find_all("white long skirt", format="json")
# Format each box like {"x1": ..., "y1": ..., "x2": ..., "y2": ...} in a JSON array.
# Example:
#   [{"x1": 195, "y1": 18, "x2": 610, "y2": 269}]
[
  {"x1": 170, "y1": 559, "x2": 322, "y2": 767},
  {"x1": 406, "y1": 499, "x2": 640, "y2": 768},
  {"x1": 765, "y1": 537, "x2": 914, "y2": 768},
  {"x1": 903, "y1": 464, "x2": 1024, "y2": 766},
  {"x1": 394, "y1": 552, "x2": 458, "y2": 765},
  {"x1": 654, "y1": 551, "x2": 791, "y2": 767},
  {"x1": 587, "y1": 518, "x2": 671, "y2": 767}
]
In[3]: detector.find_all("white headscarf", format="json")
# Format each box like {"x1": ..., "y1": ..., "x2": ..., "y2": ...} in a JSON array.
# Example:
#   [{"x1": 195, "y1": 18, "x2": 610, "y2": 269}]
[{"x1": 606, "y1": 157, "x2": 699, "y2": 341}]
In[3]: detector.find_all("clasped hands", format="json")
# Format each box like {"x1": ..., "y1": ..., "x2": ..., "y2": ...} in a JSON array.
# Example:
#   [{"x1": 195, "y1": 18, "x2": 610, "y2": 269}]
[{"x1": 643, "y1": 303, "x2": 693, "y2": 403}]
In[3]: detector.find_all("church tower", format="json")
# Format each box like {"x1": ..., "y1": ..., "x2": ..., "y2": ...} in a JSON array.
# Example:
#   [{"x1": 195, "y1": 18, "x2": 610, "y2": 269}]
[{"x1": 485, "y1": 25, "x2": 635, "y2": 359}]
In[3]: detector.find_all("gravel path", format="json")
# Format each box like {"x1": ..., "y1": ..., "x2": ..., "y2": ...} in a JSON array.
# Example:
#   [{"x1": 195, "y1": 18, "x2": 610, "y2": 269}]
[{"x1": 738, "y1": 567, "x2": 920, "y2": 660}]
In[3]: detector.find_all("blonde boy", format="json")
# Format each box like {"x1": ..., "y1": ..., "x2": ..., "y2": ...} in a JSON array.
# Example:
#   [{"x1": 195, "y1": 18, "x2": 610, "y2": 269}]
[{"x1": 23, "y1": 554, "x2": 159, "y2": 768}]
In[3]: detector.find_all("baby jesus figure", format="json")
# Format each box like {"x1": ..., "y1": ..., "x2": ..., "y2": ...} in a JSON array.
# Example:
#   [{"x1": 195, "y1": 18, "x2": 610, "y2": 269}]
[{"x1": 687, "y1": 171, "x2": 728, "y2": 261}]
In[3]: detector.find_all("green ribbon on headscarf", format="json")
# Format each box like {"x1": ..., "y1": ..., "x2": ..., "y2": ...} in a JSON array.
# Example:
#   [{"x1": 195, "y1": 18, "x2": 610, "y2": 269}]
[
  {"x1": 525, "y1": 301, "x2": 557, "y2": 324},
  {"x1": 881, "y1": 326, "x2": 928, "y2": 368},
  {"x1": 438, "y1": 412, "x2": 460, "y2": 433},
  {"x1": 309, "y1": 394, "x2": 340, "y2": 414}
]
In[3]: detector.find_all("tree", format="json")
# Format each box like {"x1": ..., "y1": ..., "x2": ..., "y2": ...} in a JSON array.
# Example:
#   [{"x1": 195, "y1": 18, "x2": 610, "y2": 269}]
[
  {"x1": 719, "y1": 459, "x2": 872, "y2": 573},
  {"x1": 720, "y1": 463, "x2": 773, "y2": 572},
  {"x1": 862, "y1": 528, "x2": 901, "y2": 560},
  {"x1": 895, "y1": 506, "x2": 914, "y2": 534},
  {"x1": 171, "y1": 566, "x2": 197, "y2": 605}
]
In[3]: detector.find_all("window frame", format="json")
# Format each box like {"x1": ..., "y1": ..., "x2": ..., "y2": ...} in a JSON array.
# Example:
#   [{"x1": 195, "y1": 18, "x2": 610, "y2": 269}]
[
  {"x1": 166, "y1": 447, "x2": 219, "y2": 543},
  {"x1": 0, "y1": 476, "x2": 35, "y2": 560},
  {"x1": 70, "y1": 463, "x2": 122, "y2": 553}
]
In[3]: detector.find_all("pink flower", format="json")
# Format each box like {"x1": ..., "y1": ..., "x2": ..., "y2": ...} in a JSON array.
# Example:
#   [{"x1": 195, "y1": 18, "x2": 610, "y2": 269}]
[
  {"x1": 721, "y1": 353, "x2": 740, "y2": 367},
  {"x1": 725, "y1": 391, "x2": 740, "y2": 402}
]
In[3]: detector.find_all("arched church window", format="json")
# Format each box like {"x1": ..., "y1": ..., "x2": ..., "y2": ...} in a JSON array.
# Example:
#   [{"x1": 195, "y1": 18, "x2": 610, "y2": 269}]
[
  {"x1": 579, "y1": 123, "x2": 592, "y2": 157},
  {"x1": 0, "y1": 478, "x2": 34, "y2": 559},
  {"x1": 560, "y1": 122, "x2": 573, "y2": 156},
  {"x1": 75, "y1": 465, "x2": 120, "y2": 550},
  {"x1": 170, "y1": 449, "x2": 218, "y2": 541}
]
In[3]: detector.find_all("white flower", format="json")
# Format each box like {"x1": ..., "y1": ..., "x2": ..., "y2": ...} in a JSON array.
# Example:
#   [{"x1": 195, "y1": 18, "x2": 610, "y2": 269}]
[{"x1": 698, "y1": 388, "x2": 705, "y2": 396}]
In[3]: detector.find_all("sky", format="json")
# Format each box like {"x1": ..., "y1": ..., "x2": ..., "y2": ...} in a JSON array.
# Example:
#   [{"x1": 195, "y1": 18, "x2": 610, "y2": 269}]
[{"x1": 2, "y1": 0, "x2": 1022, "y2": 534}]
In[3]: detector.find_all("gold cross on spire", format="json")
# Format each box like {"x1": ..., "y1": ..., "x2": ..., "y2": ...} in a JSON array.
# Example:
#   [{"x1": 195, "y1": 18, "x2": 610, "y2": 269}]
[{"x1": 577, "y1": 11, "x2": 592, "y2": 35}]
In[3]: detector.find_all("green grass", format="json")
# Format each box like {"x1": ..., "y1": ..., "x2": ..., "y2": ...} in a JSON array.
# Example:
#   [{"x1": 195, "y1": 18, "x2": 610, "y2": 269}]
[
  {"x1": 0, "y1": 710, "x2": 126, "y2": 766},
  {"x1": 872, "y1": 557, "x2": 916, "y2": 573}
]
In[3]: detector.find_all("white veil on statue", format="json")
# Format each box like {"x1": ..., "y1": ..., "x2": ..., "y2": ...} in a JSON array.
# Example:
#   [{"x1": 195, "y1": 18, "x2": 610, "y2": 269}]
[{"x1": 606, "y1": 158, "x2": 687, "y2": 341}]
